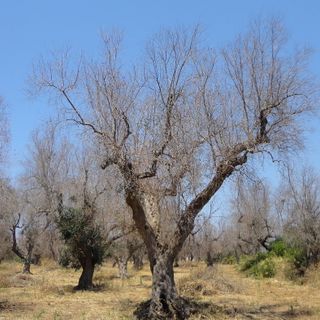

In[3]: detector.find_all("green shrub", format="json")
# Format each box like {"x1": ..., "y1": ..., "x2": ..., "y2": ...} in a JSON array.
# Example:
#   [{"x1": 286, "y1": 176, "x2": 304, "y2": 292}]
[
  {"x1": 238, "y1": 239, "x2": 310, "y2": 280},
  {"x1": 284, "y1": 247, "x2": 308, "y2": 280},
  {"x1": 247, "y1": 257, "x2": 276, "y2": 278},
  {"x1": 240, "y1": 252, "x2": 268, "y2": 272},
  {"x1": 269, "y1": 239, "x2": 287, "y2": 257},
  {"x1": 221, "y1": 255, "x2": 237, "y2": 265},
  {"x1": 240, "y1": 253, "x2": 276, "y2": 278}
]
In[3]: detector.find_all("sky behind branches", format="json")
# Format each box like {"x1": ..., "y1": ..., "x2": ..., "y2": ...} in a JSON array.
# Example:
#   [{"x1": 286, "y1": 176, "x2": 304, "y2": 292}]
[{"x1": 1, "y1": 0, "x2": 319, "y2": 187}]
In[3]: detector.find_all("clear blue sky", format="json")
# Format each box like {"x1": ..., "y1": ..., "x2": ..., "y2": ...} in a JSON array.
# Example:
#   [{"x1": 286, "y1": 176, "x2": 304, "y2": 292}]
[{"x1": 1, "y1": 0, "x2": 319, "y2": 181}]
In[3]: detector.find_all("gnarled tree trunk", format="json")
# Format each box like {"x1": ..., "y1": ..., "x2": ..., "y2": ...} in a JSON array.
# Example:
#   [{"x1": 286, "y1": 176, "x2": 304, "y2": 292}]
[
  {"x1": 126, "y1": 189, "x2": 194, "y2": 319},
  {"x1": 148, "y1": 252, "x2": 188, "y2": 320},
  {"x1": 75, "y1": 256, "x2": 94, "y2": 290},
  {"x1": 11, "y1": 215, "x2": 34, "y2": 274}
]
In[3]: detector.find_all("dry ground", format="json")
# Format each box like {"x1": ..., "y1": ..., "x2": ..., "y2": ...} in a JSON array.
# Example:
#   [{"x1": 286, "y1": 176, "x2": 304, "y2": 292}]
[{"x1": 0, "y1": 259, "x2": 319, "y2": 319}]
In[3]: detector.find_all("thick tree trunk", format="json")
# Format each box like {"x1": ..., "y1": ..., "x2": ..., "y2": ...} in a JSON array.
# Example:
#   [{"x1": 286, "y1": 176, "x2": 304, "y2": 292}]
[
  {"x1": 22, "y1": 261, "x2": 31, "y2": 274},
  {"x1": 125, "y1": 190, "x2": 192, "y2": 318},
  {"x1": 75, "y1": 256, "x2": 94, "y2": 290},
  {"x1": 147, "y1": 253, "x2": 189, "y2": 320}
]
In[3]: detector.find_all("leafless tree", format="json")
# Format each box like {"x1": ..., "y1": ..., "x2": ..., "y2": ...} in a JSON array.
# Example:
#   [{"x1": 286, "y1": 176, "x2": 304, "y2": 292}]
[
  {"x1": 112, "y1": 231, "x2": 144, "y2": 279},
  {"x1": 0, "y1": 98, "x2": 11, "y2": 261},
  {"x1": 281, "y1": 167, "x2": 320, "y2": 265},
  {"x1": 31, "y1": 19, "x2": 316, "y2": 319},
  {"x1": 231, "y1": 177, "x2": 274, "y2": 255},
  {"x1": 20, "y1": 121, "x2": 72, "y2": 260},
  {"x1": 179, "y1": 212, "x2": 223, "y2": 265},
  {"x1": 10, "y1": 212, "x2": 41, "y2": 273},
  {"x1": 0, "y1": 179, "x2": 39, "y2": 274},
  {"x1": 0, "y1": 178, "x2": 16, "y2": 262}
]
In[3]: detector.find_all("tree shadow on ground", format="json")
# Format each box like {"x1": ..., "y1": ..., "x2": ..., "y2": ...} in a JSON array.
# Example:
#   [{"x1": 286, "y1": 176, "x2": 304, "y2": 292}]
[
  {"x1": 0, "y1": 300, "x2": 31, "y2": 314},
  {"x1": 198, "y1": 301, "x2": 314, "y2": 319},
  {"x1": 134, "y1": 299, "x2": 314, "y2": 319}
]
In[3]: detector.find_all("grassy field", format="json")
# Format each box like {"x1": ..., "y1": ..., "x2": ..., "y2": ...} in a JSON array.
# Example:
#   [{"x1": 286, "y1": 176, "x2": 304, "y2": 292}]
[{"x1": 1, "y1": 259, "x2": 320, "y2": 319}]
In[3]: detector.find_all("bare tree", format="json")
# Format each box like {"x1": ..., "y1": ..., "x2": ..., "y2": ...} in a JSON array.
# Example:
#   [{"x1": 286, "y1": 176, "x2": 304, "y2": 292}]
[
  {"x1": 20, "y1": 121, "x2": 71, "y2": 260},
  {"x1": 0, "y1": 179, "x2": 39, "y2": 274},
  {"x1": 0, "y1": 98, "x2": 11, "y2": 260},
  {"x1": 0, "y1": 178, "x2": 16, "y2": 262},
  {"x1": 31, "y1": 19, "x2": 316, "y2": 319},
  {"x1": 231, "y1": 177, "x2": 274, "y2": 254},
  {"x1": 281, "y1": 167, "x2": 320, "y2": 265},
  {"x1": 10, "y1": 212, "x2": 41, "y2": 273},
  {"x1": 112, "y1": 231, "x2": 144, "y2": 279},
  {"x1": 179, "y1": 212, "x2": 223, "y2": 265}
]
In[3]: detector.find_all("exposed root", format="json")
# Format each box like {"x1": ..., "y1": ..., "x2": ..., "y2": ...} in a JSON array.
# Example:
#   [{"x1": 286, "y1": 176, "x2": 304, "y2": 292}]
[{"x1": 133, "y1": 297, "x2": 210, "y2": 320}]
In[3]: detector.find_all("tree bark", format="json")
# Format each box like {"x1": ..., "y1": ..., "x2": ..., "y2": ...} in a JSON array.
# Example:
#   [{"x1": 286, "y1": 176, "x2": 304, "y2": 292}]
[
  {"x1": 23, "y1": 261, "x2": 31, "y2": 274},
  {"x1": 147, "y1": 253, "x2": 188, "y2": 320},
  {"x1": 75, "y1": 256, "x2": 94, "y2": 290}
]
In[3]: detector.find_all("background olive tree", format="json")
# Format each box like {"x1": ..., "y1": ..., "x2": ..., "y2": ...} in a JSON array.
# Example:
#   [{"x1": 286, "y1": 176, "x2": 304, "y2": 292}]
[
  {"x1": 280, "y1": 167, "x2": 320, "y2": 266},
  {"x1": 19, "y1": 121, "x2": 72, "y2": 261},
  {"x1": 0, "y1": 97, "x2": 11, "y2": 261},
  {"x1": 231, "y1": 177, "x2": 275, "y2": 255},
  {"x1": 0, "y1": 178, "x2": 16, "y2": 263}
]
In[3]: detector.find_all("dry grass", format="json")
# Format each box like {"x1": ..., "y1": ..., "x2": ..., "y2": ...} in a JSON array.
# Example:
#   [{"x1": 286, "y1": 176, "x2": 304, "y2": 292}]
[{"x1": 0, "y1": 260, "x2": 319, "y2": 319}]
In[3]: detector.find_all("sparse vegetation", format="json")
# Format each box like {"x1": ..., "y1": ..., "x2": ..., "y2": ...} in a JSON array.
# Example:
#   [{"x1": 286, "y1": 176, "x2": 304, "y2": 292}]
[
  {"x1": 0, "y1": 259, "x2": 319, "y2": 319},
  {"x1": 238, "y1": 239, "x2": 311, "y2": 280},
  {"x1": 239, "y1": 252, "x2": 276, "y2": 278}
]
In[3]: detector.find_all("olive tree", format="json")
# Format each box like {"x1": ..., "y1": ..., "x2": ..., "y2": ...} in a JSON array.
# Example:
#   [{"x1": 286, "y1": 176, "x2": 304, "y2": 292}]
[
  {"x1": 56, "y1": 146, "x2": 134, "y2": 289},
  {"x1": 281, "y1": 167, "x2": 320, "y2": 265},
  {"x1": 0, "y1": 97, "x2": 10, "y2": 260},
  {"x1": 31, "y1": 19, "x2": 315, "y2": 319},
  {"x1": 112, "y1": 231, "x2": 144, "y2": 279},
  {"x1": 231, "y1": 177, "x2": 274, "y2": 254},
  {"x1": 57, "y1": 205, "x2": 107, "y2": 289},
  {"x1": 10, "y1": 212, "x2": 41, "y2": 273},
  {"x1": 0, "y1": 178, "x2": 16, "y2": 262},
  {"x1": 20, "y1": 121, "x2": 72, "y2": 261},
  {"x1": 1, "y1": 179, "x2": 39, "y2": 274}
]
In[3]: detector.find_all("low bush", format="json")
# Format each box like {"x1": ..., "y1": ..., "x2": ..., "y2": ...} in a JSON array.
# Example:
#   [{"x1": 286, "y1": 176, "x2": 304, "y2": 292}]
[
  {"x1": 269, "y1": 239, "x2": 287, "y2": 257},
  {"x1": 238, "y1": 239, "x2": 309, "y2": 280},
  {"x1": 240, "y1": 253, "x2": 276, "y2": 278},
  {"x1": 240, "y1": 253, "x2": 268, "y2": 272},
  {"x1": 247, "y1": 257, "x2": 276, "y2": 278},
  {"x1": 284, "y1": 247, "x2": 308, "y2": 280},
  {"x1": 221, "y1": 255, "x2": 237, "y2": 265}
]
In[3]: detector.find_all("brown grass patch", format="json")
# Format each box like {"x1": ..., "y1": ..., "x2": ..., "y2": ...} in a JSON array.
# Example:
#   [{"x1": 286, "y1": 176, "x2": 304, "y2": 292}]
[
  {"x1": 0, "y1": 260, "x2": 320, "y2": 319},
  {"x1": 178, "y1": 264, "x2": 239, "y2": 298}
]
